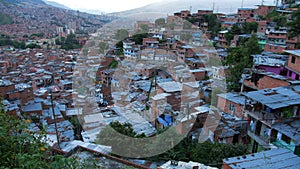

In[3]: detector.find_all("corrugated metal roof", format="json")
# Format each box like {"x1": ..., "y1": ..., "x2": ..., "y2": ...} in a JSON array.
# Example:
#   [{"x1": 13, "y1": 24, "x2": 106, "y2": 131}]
[
  {"x1": 218, "y1": 93, "x2": 245, "y2": 105},
  {"x1": 244, "y1": 85, "x2": 300, "y2": 109},
  {"x1": 224, "y1": 148, "x2": 300, "y2": 169},
  {"x1": 272, "y1": 120, "x2": 300, "y2": 146}
]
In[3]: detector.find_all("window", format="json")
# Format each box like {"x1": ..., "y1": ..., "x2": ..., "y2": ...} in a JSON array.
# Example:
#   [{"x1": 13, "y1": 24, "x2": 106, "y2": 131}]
[
  {"x1": 229, "y1": 104, "x2": 235, "y2": 114},
  {"x1": 291, "y1": 56, "x2": 296, "y2": 64},
  {"x1": 281, "y1": 134, "x2": 291, "y2": 144},
  {"x1": 289, "y1": 71, "x2": 292, "y2": 77}
]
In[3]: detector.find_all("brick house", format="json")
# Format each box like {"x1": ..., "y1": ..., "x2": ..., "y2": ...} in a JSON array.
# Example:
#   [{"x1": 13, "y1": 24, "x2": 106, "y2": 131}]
[
  {"x1": 286, "y1": 35, "x2": 300, "y2": 50},
  {"x1": 284, "y1": 50, "x2": 300, "y2": 80},
  {"x1": 157, "y1": 81, "x2": 182, "y2": 111},
  {"x1": 237, "y1": 8, "x2": 255, "y2": 22},
  {"x1": 142, "y1": 37, "x2": 159, "y2": 48},
  {"x1": 257, "y1": 20, "x2": 267, "y2": 36},
  {"x1": 264, "y1": 43, "x2": 287, "y2": 53},
  {"x1": 174, "y1": 10, "x2": 191, "y2": 19},
  {"x1": 243, "y1": 85, "x2": 300, "y2": 153},
  {"x1": 242, "y1": 72, "x2": 292, "y2": 91},
  {"x1": 197, "y1": 10, "x2": 213, "y2": 15},
  {"x1": 217, "y1": 93, "x2": 245, "y2": 118},
  {"x1": 0, "y1": 79, "x2": 15, "y2": 99},
  {"x1": 218, "y1": 30, "x2": 229, "y2": 47},
  {"x1": 254, "y1": 5, "x2": 276, "y2": 17}
]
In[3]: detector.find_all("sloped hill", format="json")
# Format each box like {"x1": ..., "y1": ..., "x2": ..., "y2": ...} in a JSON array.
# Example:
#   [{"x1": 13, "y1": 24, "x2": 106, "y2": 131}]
[
  {"x1": 1, "y1": 0, "x2": 46, "y2": 5},
  {"x1": 110, "y1": 0, "x2": 273, "y2": 17},
  {"x1": 0, "y1": 0, "x2": 112, "y2": 37},
  {"x1": 43, "y1": 0, "x2": 70, "y2": 9}
]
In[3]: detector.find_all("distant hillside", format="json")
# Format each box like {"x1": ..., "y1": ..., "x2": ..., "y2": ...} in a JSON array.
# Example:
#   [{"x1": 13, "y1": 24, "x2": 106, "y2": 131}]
[
  {"x1": 0, "y1": 0, "x2": 112, "y2": 37},
  {"x1": 110, "y1": 0, "x2": 275, "y2": 17},
  {"x1": 43, "y1": 0, "x2": 70, "y2": 9},
  {"x1": 1, "y1": 0, "x2": 46, "y2": 5}
]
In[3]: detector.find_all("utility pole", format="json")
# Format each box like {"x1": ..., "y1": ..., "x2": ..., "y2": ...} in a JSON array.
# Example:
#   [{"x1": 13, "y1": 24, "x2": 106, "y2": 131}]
[
  {"x1": 50, "y1": 92, "x2": 61, "y2": 149},
  {"x1": 50, "y1": 74, "x2": 60, "y2": 149}
]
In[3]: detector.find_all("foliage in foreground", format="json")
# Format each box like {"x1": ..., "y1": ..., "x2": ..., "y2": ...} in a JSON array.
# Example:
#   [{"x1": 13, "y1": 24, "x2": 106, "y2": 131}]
[
  {"x1": 0, "y1": 102, "x2": 98, "y2": 169},
  {"x1": 96, "y1": 122, "x2": 248, "y2": 168},
  {"x1": 147, "y1": 138, "x2": 248, "y2": 168}
]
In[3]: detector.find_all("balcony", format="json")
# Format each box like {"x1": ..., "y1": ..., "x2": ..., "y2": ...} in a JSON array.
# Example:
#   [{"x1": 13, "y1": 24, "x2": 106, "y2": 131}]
[
  {"x1": 244, "y1": 109, "x2": 277, "y2": 127},
  {"x1": 247, "y1": 130, "x2": 273, "y2": 149}
]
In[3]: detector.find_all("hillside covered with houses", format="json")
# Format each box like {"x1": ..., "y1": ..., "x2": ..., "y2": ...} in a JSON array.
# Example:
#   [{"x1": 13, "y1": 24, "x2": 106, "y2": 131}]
[{"x1": 1, "y1": 0, "x2": 300, "y2": 168}]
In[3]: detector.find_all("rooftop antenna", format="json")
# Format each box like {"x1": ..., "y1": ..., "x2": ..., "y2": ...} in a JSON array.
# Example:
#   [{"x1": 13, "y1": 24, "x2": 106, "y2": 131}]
[
  {"x1": 241, "y1": 0, "x2": 244, "y2": 8},
  {"x1": 212, "y1": 2, "x2": 215, "y2": 12},
  {"x1": 190, "y1": 5, "x2": 192, "y2": 12},
  {"x1": 261, "y1": 0, "x2": 265, "y2": 5}
]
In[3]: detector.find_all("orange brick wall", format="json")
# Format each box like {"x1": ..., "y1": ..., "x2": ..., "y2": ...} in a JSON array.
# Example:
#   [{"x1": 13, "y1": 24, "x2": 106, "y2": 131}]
[
  {"x1": 217, "y1": 96, "x2": 244, "y2": 118},
  {"x1": 287, "y1": 54, "x2": 300, "y2": 73},
  {"x1": 217, "y1": 97, "x2": 227, "y2": 112},
  {"x1": 0, "y1": 84, "x2": 15, "y2": 99},
  {"x1": 257, "y1": 76, "x2": 290, "y2": 89},
  {"x1": 264, "y1": 44, "x2": 286, "y2": 53},
  {"x1": 243, "y1": 75, "x2": 290, "y2": 90}
]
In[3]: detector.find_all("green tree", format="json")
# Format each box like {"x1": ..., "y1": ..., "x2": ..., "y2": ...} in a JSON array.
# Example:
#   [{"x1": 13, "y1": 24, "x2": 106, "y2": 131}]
[
  {"x1": 224, "y1": 24, "x2": 242, "y2": 46},
  {"x1": 115, "y1": 29, "x2": 129, "y2": 41},
  {"x1": 60, "y1": 34, "x2": 82, "y2": 50},
  {"x1": 225, "y1": 32, "x2": 234, "y2": 46},
  {"x1": 243, "y1": 34, "x2": 261, "y2": 55},
  {"x1": 147, "y1": 138, "x2": 248, "y2": 168},
  {"x1": 132, "y1": 33, "x2": 148, "y2": 45},
  {"x1": 266, "y1": 10, "x2": 287, "y2": 27},
  {"x1": 95, "y1": 121, "x2": 146, "y2": 158},
  {"x1": 288, "y1": 7, "x2": 300, "y2": 38},
  {"x1": 12, "y1": 41, "x2": 26, "y2": 49},
  {"x1": 190, "y1": 142, "x2": 248, "y2": 168},
  {"x1": 116, "y1": 41, "x2": 123, "y2": 49},
  {"x1": 241, "y1": 22, "x2": 258, "y2": 34},
  {"x1": 224, "y1": 34, "x2": 261, "y2": 91},
  {"x1": 69, "y1": 117, "x2": 83, "y2": 140},
  {"x1": 55, "y1": 38, "x2": 62, "y2": 45},
  {"x1": 202, "y1": 14, "x2": 222, "y2": 37},
  {"x1": 0, "y1": 101, "x2": 98, "y2": 168},
  {"x1": 115, "y1": 41, "x2": 124, "y2": 55},
  {"x1": 140, "y1": 24, "x2": 149, "y2": 32},
  {"x1": 109, "y1": 59, "x2": 118, "y2": 68},
  {"x1": 155, "y1": 18, "x2": 165, "y2": 27},
  {"x1": 186, "y1": 17, "x2": 198, "y2": 24},
  {"x1": 231, "y1": 24, "x2": 242, "y2": 34},
  {"x1": 26, "y1": 43, "x2": 41, "y2": 49}
]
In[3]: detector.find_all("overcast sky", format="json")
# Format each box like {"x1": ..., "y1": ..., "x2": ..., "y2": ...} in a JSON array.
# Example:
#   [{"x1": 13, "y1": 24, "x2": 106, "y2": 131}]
[
  {"x1": 48, "y1": 0, "x2": 164, "y2": 12},
  {"x1": 48, "y1": 0, "x2": 277, "y2": 13}
]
